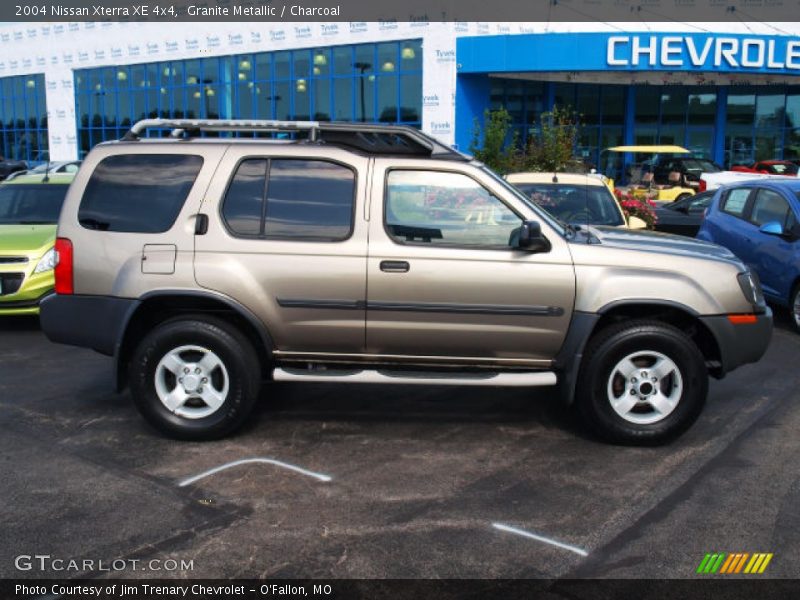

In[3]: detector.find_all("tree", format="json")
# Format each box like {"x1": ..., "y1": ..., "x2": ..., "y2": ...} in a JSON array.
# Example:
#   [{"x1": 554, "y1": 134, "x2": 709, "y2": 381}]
[
  {"x1": 469, "y1": 108, "x2": 519, "y2": 175},
  {"x1": 469, "y1": 105, "x2": 582, "y2": 175},
  {"x1": 524, "y1": 105, "x2": 581, "y2": 173}
]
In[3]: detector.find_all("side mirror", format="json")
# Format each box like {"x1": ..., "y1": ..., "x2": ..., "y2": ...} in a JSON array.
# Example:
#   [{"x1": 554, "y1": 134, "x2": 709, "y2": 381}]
[
  {"x1": 759, "y1": 221, "x2": 784, "y2": 236},
  {"x1": 517, "y1": 220, "x2": 551, "y2": 252}
]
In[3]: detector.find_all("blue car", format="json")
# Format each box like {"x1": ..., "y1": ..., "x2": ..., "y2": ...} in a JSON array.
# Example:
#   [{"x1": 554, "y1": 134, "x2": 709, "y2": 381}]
[{"x1": 697, "y1": 179, "x2": 800, "y2": 330}]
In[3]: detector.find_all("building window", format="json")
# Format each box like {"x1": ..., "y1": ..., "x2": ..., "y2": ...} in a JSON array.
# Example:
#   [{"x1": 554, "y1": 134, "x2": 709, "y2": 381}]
[
  {"x1": 74, "y1": 40, "x2": 422, "y2": 157},
  {"x1": 488, "y1": 80, "x2": 624, "y2": 171},
  {"x1": 0, "y1": 74, "x2": 47, "y2": 163},
  {"x1": 725, "y1": 87, "x2": 799, "y2": 167}
]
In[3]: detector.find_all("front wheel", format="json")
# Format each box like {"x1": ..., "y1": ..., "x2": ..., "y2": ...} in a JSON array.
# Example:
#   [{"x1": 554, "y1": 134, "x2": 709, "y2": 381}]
[
  {"x1": 576, "y1": 320, "x2": 708, "y2": 445},
  {"x1": 790, "y1": 285, "x2": 800, "y2": 333},
  {"x1": 129, "y1": 316, "x2": 261, "y2": 440}
]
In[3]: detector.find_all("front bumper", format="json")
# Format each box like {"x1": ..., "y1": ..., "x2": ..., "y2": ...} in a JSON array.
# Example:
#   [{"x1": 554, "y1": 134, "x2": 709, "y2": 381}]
[
  {"x1": 699, "y1": 308, "x2": 773, "y2": 376},
  {"x1": 0, "y1": 270, "x2": 54, "y2": 316}
]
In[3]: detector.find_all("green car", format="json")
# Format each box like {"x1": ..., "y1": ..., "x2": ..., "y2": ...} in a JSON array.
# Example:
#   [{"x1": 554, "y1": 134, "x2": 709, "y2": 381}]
[{"x1": 0, "y1": 172, "x2": 75, "y2": 316}]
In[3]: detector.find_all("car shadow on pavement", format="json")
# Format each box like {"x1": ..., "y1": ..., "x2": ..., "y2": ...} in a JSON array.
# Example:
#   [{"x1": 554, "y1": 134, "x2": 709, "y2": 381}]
[
  {"x1": 771, "y1": 303, "x2": 796, "y2": 334},
  {"x1": 254, "y1": 381, "x2": 584, "y2": 438},
  {"x1": 0, "y1": 315, "x2": 41, "y2": 332}
]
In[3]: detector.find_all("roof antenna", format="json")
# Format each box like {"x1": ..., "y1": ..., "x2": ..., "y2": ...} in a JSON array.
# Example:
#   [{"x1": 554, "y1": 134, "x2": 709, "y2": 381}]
[
  {"x1": 42, "y1": 157, "x2": 51, "y2": 183},
  {"x1": 552, "y1": 173, "x2": 559, "y2": 183}
]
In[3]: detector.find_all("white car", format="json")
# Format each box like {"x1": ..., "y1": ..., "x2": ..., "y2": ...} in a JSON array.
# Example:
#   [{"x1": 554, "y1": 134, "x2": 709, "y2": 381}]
[
  {"x1": 699, "y1": 169, "x2": 799, "y2": 192},
  {"x1": 507, "y1": 172, "x2": 647, "y2": 230}
]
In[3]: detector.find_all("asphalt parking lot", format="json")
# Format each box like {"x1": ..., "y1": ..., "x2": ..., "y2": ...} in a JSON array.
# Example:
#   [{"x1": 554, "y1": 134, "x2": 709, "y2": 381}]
[{"x1": 1, "y1": 311, "x2": 799, "y2": 582}]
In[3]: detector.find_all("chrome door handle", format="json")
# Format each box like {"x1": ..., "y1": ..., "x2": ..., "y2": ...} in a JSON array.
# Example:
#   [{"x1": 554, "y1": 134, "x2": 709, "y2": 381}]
[{"x1": 380, "y1": 260, "x2": 410, "y2": 273}]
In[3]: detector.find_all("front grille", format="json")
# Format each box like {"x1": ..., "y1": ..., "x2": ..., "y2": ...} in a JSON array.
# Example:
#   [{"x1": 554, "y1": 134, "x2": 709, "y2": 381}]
[
  {"x1": 0, "y1": 256, "x2": 28, "y2": 264},
  {"x1": 0, "y1": 273, "x2": 24, "y2": 296}
]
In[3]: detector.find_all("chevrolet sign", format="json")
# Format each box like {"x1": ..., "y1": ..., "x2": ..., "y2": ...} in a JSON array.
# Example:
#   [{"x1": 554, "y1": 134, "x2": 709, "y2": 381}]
[{"x1": 607, "y1": 35, "x2": 800, "y2": 70}]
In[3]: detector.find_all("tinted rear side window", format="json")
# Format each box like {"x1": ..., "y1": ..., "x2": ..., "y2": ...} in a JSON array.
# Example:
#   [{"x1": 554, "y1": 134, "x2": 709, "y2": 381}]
[
  {"x1": 78, "y1": 154, "x2": 203, "y2": 233},
  {"x1": 265, "y1": 159, "x2": 355, "y2": 239},
  {"x1": 222, "y1": 158, "x2": 356, "y2": 241}
]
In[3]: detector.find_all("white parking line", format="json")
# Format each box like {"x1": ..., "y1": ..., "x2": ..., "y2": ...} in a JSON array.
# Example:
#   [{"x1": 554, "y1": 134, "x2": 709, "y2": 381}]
[
  {"x1": 178, "y1": 458, "x2": 333, "y2": 487},
  {"x1": 492, "y1": 522, "x2": 589, "y2": 557}
]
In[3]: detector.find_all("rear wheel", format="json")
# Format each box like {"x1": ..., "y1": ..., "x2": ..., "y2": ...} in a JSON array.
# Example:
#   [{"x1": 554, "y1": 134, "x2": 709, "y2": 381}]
[
  {"x1": 674, "y1": 193, "x2": 692, "y2": 202},
  {"x1": 129, "y1": 316, "x2": 261, "y2": 440},
  {"x1": 576, "y1": 320, "x2": 708, "y2": 445}
]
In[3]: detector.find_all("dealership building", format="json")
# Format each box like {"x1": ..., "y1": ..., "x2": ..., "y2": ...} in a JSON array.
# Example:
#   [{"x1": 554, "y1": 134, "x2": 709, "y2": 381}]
[{"x1": 1, "y1": 20, "x2": 799, "y2": 175}]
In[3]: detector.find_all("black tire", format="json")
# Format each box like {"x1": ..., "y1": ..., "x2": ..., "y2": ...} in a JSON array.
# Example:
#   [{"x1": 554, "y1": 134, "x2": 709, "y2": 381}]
[
  {"x1": 129, "y1": 315, "x2": 261, "y2": 440},
  {"x1": 790, "y1": 285, "x2": 800, "y2": 333},
  {"x1": 576, "y1": 319, "x2": 708, "y2": 445},
  {"x1": 674, "y1": 193, "x2": 692, "y2": 202}
]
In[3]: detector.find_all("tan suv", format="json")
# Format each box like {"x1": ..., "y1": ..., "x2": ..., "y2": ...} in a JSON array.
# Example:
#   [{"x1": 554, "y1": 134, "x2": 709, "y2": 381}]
[{"x1": 41, "y1": 120, "x2": 772, "y2": 444}]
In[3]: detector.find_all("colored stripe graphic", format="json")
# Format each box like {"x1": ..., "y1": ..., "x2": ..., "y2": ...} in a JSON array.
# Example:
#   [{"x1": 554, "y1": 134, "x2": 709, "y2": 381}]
[
  {"x1": 720, "y1": 554, "x2": 736, "y2": 573},
  {"x1": 711, "y1": 553, "x2": 726, "y2": 573},
  {"x1": 745, "y1": 554, "x2": 761, "y2": 573},
  {"x1": 697, "y1": 554, "x2": 712, "y2": 574},
  {"x1": 721, "y1": 553, "x2": 740, "y2": 574},
  {"x1": 759, "y1": 554, "x2": 773, "y2": 573},
  {"x1": 735, "y1": 553, "x2": 750, "y2": 573},
  {"x1": 698, "y1": 552, "x2": 773, "y2": 574}
]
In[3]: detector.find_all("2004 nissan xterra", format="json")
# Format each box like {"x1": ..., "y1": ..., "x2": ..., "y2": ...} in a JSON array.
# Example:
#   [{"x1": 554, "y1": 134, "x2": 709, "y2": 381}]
[{"x1": 40, "y1": 120, "x2": 772, "y2": 444}]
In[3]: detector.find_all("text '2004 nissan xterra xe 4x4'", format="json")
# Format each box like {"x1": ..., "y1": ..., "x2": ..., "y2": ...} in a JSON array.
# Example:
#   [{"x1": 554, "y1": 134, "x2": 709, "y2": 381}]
[{"x1": 40, "y1": 120, "x2": 772, "y2": 445}]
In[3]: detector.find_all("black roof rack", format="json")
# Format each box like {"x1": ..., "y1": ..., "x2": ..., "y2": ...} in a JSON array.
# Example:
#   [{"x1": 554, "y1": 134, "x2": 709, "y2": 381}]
[{"x1": 121, "y1": 119, "x2": 470, "y2": 161}]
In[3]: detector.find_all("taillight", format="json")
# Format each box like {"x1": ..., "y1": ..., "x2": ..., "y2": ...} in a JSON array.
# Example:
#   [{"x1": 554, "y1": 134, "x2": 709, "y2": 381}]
[
  {"x1": 54, "y1": 237, "x2": 73, "y2": 295},
  {"x1": 698, "y1": 179, "x2": 707, "y2": 192}
]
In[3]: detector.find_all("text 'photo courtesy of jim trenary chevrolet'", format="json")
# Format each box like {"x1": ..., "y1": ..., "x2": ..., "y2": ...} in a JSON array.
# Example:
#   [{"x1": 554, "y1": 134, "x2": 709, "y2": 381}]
[{"x1": 2, "y1": 2, "x2": 800, "y2": 599}]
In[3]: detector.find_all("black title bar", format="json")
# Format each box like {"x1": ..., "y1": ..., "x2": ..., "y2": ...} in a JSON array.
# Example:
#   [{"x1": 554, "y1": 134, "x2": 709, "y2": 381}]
[{"x1": 4, "y1": 0, "x2": 800, "y2": 22}]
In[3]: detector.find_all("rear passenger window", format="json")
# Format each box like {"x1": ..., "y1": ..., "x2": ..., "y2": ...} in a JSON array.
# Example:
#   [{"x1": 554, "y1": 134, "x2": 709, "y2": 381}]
[
  {"x1": 222, "y1": 158, "x2": 356, "y2": 240},
  {"x1": 78, "y1": 154, "x2": 203, "y2": 233},
  {"x1": 721, "y1": 188, "x2": 751, "y2": 218}
]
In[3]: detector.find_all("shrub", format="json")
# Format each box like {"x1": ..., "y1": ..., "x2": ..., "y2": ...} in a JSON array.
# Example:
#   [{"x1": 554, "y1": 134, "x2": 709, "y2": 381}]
[
  {"x1": 614, "y1": 189, "x2": 658, "y2": 230},
  {"x1": 469, "y1": 106, "x2": 582, "y2": 175}
]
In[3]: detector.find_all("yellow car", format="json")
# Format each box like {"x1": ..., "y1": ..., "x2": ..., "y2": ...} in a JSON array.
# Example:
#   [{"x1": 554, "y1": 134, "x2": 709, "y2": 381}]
[
  {"x1": 506, "y1": 172, "x2": 647, "y2": 229},
  {"x1": 0, "y1": 172, "x2": 75, "y2": 316},
  {"x1": 602, "y1": 145, "x2": 696, "y2": 203}
]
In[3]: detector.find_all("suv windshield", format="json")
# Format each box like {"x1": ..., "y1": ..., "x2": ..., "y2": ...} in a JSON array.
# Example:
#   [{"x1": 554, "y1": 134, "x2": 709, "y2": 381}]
[
  {"x1": 0, "y1": 184, "x2": 69, "y2": 225},
  {"x1": 513, "y1": 183, "x2": 625, "y2": 227}
]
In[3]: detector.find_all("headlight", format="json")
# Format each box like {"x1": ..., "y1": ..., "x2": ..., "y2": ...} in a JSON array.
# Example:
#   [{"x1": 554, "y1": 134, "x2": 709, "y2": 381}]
[
  {"x1": 33, "y1": 248, "x2": 57, "y2": 274},
  {"x1": 737, "y1": 270, "x2": 765, "y2": 307}
]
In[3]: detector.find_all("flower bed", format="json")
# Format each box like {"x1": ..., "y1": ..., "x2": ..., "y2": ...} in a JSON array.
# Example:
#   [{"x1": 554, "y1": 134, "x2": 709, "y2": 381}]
[{"x1": 614, "y1": 189, "x2": 658, "y2": 230}]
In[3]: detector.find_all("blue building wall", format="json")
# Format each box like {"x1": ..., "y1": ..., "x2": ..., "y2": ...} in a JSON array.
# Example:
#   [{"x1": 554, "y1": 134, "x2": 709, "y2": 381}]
[{"x1": 455, "y1": 32, "x2": 800, "y2": 168}]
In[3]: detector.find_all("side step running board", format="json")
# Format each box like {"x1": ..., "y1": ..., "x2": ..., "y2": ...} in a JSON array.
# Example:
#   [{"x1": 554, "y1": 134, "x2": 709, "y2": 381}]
[{"x1": 272, "y1": 367, "x2": 557, "y2": 387}]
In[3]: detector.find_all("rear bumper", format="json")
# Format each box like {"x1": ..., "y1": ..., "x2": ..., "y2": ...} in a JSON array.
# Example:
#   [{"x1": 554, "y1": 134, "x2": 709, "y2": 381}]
[
  {"x1": 39, "y1": 294, "x2": 139, "y2": 356},
  {"x1": 699, "y1": 308, "x2": 773, "y2": 375}
]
